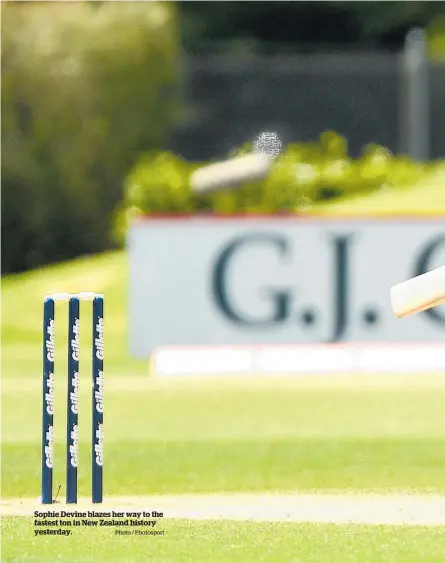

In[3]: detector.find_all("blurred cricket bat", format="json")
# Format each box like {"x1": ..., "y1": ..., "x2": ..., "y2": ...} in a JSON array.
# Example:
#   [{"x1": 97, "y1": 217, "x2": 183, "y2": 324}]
[
  {"x1": 390, "y1": 264, "x2": 445, "y2": 318},
  {"x1": 190, "y1": 153, "x2": 273, "y2": 194}
]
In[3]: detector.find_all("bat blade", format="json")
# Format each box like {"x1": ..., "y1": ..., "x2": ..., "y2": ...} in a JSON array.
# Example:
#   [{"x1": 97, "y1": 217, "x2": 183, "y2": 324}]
[
  {"x1": 190, "y1": 153, "x2": 273, "y2": 194},
  {"x1": 390, "y1": 264, "x2": 445, "y2": 318}
]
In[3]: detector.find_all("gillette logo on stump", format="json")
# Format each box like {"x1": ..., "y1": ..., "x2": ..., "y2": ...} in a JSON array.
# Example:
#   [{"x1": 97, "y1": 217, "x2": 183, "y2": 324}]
[
  {"x1": 95, "y1": 318, "x2": 104, "y2": 360},
  {"x1": 71, "y1": 318, "x2": 80, "y2": 361},
  {"x1": 70, "y1": 372, "x2": 79, "y2": 414},
  {"x1": 95, "y1": 371, "x2": 104, "y2": 413},
  {"x1": 45, "y1": 425, "x2": 54, "y2": 468},
  {"x1": 46, "y1": 320, "x2": 55, "y2": 362},
  {"x1": 69, "y1": 424, "x2": 79, "y2": 467},
  {"x1": 45, "y1": 373, "x2": 55, "y2": 415},
  {"x1": 95, "y1": 423, "x2": 104, "y2": 466}
]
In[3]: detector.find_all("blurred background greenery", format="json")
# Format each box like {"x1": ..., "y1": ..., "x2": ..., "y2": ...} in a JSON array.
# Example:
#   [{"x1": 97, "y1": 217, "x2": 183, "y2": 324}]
[
  {"x1": 2, "y1": 1, "x2": 179, "y2": 273},
  {"x1": 2, "y1": 0, "x2": 445, "y2": 274}
]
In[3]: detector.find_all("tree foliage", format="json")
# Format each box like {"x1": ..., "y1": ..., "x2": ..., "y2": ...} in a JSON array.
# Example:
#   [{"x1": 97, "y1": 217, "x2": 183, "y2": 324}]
[
  {"x1": 428, "y1": 15, "x2": 445, "y2": 60},
  {"x1": 179, "y1": 1, "x2": 445, "y2": 51},
  {"x1": 2, "y1": 1, "x2": 179, "y2": 273}
]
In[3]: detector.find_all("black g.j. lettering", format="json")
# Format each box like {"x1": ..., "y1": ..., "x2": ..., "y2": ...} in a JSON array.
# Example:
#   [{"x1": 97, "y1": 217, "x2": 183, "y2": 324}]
[
  {"x1": 211, "y1": 232, "x2": 352, "y2": 342},
  {"x1": 211, "y1": 233, "x2": 292, "y2": 327},
  {"x1": 211, "y1": 231, "x2": 445, "y2": 340}
]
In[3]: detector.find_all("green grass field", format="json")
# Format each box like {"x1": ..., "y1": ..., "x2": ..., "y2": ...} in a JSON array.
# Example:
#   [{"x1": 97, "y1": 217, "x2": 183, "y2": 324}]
[
  {"x1": 2, "y1": 186, "x2": 445, "y2": 562},
  {"x1": 3, "y1": 373, "x2": 445, "y2": 498},
  {"x1": 3, "y1": 518, "x2": 445, "y2": 563},
  {"x1": 2, "y1": 372, "x2": 445, "y2": 562}
]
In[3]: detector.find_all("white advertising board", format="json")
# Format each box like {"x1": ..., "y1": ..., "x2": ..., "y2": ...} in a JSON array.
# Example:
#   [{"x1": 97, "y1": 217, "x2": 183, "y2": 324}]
[
  {"x1": 153, "y1": 344, "x2": 445, "y2": 375},
  {"x1": 128, "y1": 217, "x2": 445, "y2": 357}
]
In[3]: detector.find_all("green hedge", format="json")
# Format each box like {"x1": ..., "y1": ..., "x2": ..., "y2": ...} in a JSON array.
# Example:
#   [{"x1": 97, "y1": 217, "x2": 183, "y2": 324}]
[
  {"x1": 116, "y1": 131, "x2": 442, "y2": 240},
  {"x1": 428, "y1": 16, "x2": 445, "y2": 61}
]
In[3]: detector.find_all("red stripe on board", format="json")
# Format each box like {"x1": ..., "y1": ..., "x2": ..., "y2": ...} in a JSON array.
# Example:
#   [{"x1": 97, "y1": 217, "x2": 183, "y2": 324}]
[{"x1": 132, "y1": 213, "x2": 445, "y2": 223}]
